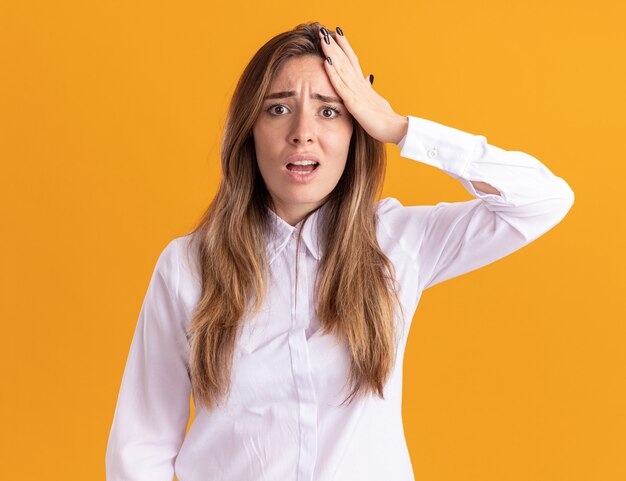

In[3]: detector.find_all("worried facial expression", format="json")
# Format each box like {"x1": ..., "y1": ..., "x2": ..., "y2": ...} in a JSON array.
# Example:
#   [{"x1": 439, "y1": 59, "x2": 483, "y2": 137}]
[{"x1": 252, "y1": 55, "x2": 354, "y2": 225}]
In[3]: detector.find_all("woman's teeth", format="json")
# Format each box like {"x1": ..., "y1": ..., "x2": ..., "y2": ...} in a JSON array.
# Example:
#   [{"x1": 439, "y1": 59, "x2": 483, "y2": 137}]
[{"x1": 286, "y1": 161, "x2": 318, "y2": 174}]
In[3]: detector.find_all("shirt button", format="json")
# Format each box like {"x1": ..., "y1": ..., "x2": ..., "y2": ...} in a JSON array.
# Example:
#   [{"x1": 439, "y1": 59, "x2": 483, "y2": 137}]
[{"x1": 427, "y1": 148, "x2": 437, "y2": 158}]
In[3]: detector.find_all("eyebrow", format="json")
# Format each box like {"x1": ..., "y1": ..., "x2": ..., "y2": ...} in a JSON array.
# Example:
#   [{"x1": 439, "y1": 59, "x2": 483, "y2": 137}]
[{"x1": 263, "y1": 90, "x2": 344, "y2": 105}]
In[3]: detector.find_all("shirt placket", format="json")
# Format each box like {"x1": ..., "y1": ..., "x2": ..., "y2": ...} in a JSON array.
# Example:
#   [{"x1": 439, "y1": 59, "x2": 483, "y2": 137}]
[{"x1": 287, "y1": 231, "x2": 319, "y2": 480}]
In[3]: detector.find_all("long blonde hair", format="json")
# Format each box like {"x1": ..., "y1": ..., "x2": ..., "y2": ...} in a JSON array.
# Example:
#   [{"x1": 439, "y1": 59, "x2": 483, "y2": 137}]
[{"x1": 183, "y1": 21, "x2": 405, "y2": 412}]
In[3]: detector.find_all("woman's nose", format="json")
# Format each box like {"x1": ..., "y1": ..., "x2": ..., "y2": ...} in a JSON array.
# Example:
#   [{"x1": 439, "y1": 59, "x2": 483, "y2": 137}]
[{"x1": 290, "y1": 111, "x2": 316, "y2": 144}]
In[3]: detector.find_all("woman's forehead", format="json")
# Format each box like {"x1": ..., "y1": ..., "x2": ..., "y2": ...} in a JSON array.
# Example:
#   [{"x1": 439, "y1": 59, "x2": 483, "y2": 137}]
[
  {"x1": 270, "y1": 57, "x2": 336, "y2": 97},
  {"x1": 273, "y1": 56, "x2": 326, "y2": 81}
]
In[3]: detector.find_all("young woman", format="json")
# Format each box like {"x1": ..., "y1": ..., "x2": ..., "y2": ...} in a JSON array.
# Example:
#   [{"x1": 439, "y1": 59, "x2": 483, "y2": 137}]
[{"x1": 106, "y1": 22, "x2": 574, "y2": 481}]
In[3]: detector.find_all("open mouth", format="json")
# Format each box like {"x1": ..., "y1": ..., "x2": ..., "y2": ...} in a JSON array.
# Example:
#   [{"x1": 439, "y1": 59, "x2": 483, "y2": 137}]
[{"x1": 285, "y1": 162, "x2": 320, "y2": 174}]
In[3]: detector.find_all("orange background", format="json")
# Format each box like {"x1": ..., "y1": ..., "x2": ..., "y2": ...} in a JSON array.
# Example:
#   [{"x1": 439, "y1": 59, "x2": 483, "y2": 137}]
[{"x1": 1, "y1": 1, "x2": 624, "y2": 480}]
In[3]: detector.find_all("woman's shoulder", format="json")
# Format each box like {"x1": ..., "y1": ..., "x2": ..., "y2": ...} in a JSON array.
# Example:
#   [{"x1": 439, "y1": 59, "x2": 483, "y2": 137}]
[
  {"x1": 150, "y1": 233, "x2": 201, "y2": 291},
  {"x1": 375, "y1": 196, "x2": 433, "y2": 226},
  {"x1": 375, "y1": 196, "x2": 402, "y2": 214},
  {"x1": 170, "y1": 233, "x2": 200, "y2": 279},
  {"x1": 160, "y1": 233, "x2": 202, "y2": 314},
  {"x1": 375, "y1": 196, "x2": 434, "y2": 262}
]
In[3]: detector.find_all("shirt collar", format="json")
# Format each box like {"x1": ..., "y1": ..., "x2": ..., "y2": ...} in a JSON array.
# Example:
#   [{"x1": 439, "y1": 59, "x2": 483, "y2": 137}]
[{"x1": 266, "y1": 202, "x2": 329, "y2": 264}]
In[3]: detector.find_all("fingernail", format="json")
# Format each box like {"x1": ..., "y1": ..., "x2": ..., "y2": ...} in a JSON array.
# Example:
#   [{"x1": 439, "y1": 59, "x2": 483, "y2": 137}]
[
  {"x1": 324, "y1": 34, "x2": 330, "y2": 45},
  {"x1": 369, "y1": 74, "x2": 374, "y2": 85},
  {"x1": 320, "y1": 27, "x2": 329, "y2": 37},
  {"x1": 336, "y1": 26, "x2": 344, "y2": 36},
  {"x1": 326, "y1": 56, "x2": 332, "y2": 65}
]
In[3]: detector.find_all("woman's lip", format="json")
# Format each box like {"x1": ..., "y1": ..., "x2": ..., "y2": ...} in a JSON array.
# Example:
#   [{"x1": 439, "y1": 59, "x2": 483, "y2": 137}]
[
  {"x1": 283, "y1": 162, "x2": 320, "y2": 183},
  {"x1": 284, "y1": 152, "x2": 320, "y2": 166}
]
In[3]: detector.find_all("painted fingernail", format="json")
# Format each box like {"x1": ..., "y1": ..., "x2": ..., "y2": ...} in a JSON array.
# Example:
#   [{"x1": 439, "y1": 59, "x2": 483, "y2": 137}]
[
  {"x1": 324, "y1": 34, "x2": 330, "y2": 45},
  {"x1": 336, "y1": 26, "x2": 344, "y2": 36},
  {"x1": 320, "y1": 27, "x2": 329, "y2": 36},
  {"x1": 369, "y1": 74, "x2": 374, "y2": 85},
  {"x1": 326, "y1": 56, "x2": 332, "y2": 65}
]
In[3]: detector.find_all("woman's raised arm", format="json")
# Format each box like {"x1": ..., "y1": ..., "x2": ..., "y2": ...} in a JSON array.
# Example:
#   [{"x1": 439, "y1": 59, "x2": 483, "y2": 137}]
[{"x1": 379, "y1": 115, "x2": 575, "y2": 291}]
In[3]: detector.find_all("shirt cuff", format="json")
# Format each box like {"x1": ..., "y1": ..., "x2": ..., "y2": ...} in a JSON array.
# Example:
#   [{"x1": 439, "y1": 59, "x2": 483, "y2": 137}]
[
  {"x1": 396, "y1": 132, "x2": 408, "y2": 149},
  {"x1": 397, "y1": 115, "x2": 482, "y2": 178}
]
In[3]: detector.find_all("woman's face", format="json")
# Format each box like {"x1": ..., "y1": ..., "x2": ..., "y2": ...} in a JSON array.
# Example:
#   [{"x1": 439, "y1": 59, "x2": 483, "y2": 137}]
[{"x1": 252, "y1": 55, "x2": 354, "y2": 226}]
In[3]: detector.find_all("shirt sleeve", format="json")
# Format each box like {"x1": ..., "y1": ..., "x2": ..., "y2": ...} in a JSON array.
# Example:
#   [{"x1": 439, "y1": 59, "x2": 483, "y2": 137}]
[
  {"x1": 105, "y1": 238, "x2": 191, "y2": 481},
  {"x1": 382, "y1": 115, "x2": 575, "y2": 292}
]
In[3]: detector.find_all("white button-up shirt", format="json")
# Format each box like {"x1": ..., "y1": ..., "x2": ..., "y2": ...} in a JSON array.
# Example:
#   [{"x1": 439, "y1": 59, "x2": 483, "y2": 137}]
[{"x1": 106, "y1": 115, "x2": 575, "y2": 481}]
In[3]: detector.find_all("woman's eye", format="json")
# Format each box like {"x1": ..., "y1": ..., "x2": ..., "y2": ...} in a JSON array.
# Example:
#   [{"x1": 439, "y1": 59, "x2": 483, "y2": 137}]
[
  {"x1": 268, "y1": 104, "x2": 288, "y2": 115},
  {"x1": 321, "y1": 106, "x2": 341, "y2": 118},
  {"x1": 266, "y1": 104, "x2": 341, "y2": 118}
]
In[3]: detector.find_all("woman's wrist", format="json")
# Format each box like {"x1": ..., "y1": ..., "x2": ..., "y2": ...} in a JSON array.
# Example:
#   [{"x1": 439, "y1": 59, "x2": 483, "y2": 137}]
[{"x1": 391, "y1": 114, "x2": 409, "y2": 145}]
